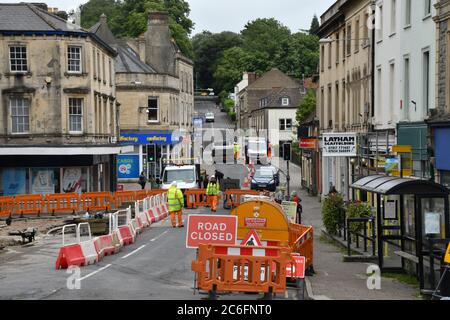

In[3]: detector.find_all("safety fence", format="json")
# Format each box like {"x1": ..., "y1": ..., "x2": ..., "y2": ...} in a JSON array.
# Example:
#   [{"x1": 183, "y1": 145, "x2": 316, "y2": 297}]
[
  {"x1": 185, "y1": 189, "x2": 261, "y2": 209},
  {"x1": 0, "y1": 189, "x2": 166, "y2": 217},
  {"x1": 185, "y1": 189, "x2": 221, "y2": 209},
  {"x1": 56, "y1": 192, "x2": 169, "y2": 269},
  {"x1": 192, "y1": 244, "x2": 292, "y2": 297},
  {"x1": 289, "y1": 223, "x2": 314, "y2": 273},
  {"x1": 223, "y1": 189, "x2": 260, "y2": 209}
]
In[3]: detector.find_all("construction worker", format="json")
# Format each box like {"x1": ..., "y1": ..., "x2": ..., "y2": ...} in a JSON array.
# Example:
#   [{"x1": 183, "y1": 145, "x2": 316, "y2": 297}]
[
  {"x1": 233, "y1": 141, "x2": 241, "y2": 163},
  {"x1": 167, "y1": 181, "x2": 184, "y2": 228},
  {"x1": 206, "y1": 176, "x2": 220, "y2": 212},
  {"x1": 267, "y1": 141, "x2": 272, "y2": 161}
]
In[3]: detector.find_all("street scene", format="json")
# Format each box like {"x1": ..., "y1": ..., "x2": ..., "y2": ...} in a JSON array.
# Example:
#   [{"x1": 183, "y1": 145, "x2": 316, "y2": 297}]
[{"x1": 0, "y1": 0, "x2": 450, "y2": 304}]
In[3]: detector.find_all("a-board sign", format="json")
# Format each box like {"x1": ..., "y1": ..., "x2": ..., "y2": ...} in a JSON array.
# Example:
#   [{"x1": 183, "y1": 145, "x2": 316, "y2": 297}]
[
  {"x1": 241, "y1": 229, "x2": 262, "y2": 246},
  {"x1": 281, "y1": 201, "x2": 297, "y2": 223},
  {"x1": 186, "y1": 214, "x2": 238, "y2": 249},
  {"x1": 286, "y1": 254, "x2": 306, "y2": 279}
]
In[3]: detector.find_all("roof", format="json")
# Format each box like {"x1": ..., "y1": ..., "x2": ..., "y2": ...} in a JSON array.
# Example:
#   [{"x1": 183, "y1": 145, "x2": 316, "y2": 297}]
[
  {"x1": 260, "y1": 87, "x2": 304, "y2": 109},
  {"x1": 247, "y1": 68, "x2": 300, "y2": 90},
  {"x1": 351, "y1": 175, "x2": 449, "y2": 195},
  {"x1": 0, "y1": 3, "x2": 116, "y2": 56}
]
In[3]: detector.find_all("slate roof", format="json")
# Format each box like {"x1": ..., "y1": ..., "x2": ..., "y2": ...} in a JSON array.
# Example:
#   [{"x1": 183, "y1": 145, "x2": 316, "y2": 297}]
[{"x1": 260, "y1": 87, "x2": 304, "y2": 109}]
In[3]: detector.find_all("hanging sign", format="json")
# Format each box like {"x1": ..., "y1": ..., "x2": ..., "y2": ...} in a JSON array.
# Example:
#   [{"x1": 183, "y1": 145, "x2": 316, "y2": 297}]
[{"x1": 322, "y1": 133, "x2": 357, "y2": 157}]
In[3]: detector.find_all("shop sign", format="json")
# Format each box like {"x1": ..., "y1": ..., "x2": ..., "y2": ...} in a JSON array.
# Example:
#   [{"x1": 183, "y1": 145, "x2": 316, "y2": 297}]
[
  {"x1": 322, "y1": 133, "x2": 357, "y2": 157},
  {"x1": 119, "y1": 132, "x2": 181, "y2": 145},
  {"x1": 117, "y1": 154, "x2": 140, "y2": 179},
  {"x1": 300, "y1": 138, "x2": 317, "y2": 149}
]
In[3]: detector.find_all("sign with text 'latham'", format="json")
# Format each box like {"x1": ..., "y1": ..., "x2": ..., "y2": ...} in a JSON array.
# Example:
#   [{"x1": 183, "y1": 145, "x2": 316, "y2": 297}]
[{"x1": 322, "y1": 133, "x2": 357, "y2": 157}]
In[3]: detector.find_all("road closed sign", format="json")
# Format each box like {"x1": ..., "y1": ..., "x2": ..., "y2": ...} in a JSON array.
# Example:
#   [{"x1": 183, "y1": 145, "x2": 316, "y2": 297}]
[{"x1": 186, "y1": 214, "x2": 238, "y2": 248}]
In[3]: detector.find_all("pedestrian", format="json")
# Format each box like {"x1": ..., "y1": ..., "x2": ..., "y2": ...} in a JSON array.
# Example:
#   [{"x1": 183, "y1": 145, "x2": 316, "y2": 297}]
[
  {"x1": 329, "y1": 185, "x2": 338, "y2": 195},
  {"x1": 206, "y1": 176, "x2": 220, "y2": 212},
  {"x1": 167, "y1": 181, "x2": 184, "y2": 228},
  {"x1": 138, "y1": 171, "x2": 147, "y2": 190},
  {"x1": 291, "y1": 191, "x2": 303, "y2": 224}
]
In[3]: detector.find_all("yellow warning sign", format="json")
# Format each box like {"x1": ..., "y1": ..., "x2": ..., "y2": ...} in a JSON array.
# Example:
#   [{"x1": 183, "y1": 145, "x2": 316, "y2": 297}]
[{"x1": 445, "y1": 243, "x2": 450, "y2": 264}]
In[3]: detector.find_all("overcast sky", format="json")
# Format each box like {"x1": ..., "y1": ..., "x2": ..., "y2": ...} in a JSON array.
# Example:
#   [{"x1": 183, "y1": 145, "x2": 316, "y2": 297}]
[{"x1": 3, "y1": 0, "x2": 335, "y2": 35}]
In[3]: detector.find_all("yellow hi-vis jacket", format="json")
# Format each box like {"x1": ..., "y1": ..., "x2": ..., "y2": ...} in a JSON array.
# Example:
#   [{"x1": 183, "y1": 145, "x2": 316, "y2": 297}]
[
  {"x1": 233, "y1": 143, "x2": 240, "y2": 154},
  {"x1": 206, "y1": 182, "x2": 220, "y2": 196},
  {"x1": 167, "y1": 186, "x2": 184, "y2": 212}
]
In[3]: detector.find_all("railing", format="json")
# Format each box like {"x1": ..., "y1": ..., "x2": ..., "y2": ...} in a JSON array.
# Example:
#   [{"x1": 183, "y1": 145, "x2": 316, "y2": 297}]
[{"x1": 346, "y1": 216, "x2": 376, "y2": 257}]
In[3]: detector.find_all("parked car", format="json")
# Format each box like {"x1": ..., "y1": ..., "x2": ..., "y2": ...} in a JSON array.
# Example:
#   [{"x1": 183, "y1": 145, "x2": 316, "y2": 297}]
[
  {"x1": 205, "y1": 112, "x2": 215, "y2": 122},
  {"x1": 250, "y1": 168, "x2": 277, "y2": 192},
  {"x1": 258, "y1": 165, "x2": 280, "y2": 186}
]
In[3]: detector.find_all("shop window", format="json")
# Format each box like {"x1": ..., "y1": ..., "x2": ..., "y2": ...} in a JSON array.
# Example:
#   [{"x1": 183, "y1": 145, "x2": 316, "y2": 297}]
[
  {"x1": 10, "y1": 97, "x2": 30, "y2": 134},
  {"x1": 148, "y1": 97, "x2": 159, "y2": 122},
  {"x1": 31, "y1": 168, "x2": 60, "y2": 195},
  {"x1": 62, "y1": 167, "x2": 88, "y2": 193}
]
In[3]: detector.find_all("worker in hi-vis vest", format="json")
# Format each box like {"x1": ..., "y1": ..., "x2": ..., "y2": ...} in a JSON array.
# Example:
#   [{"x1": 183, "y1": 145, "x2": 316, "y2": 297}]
[
  {"x1": 206, "y1": 176, "x2": 220, "y2": 212},
  {"x1": 167, "y1": 181, "x2": 184, "y2": 228},
  {"x1": 233, "y1": 142, "x2": 240, "y2": 163}
]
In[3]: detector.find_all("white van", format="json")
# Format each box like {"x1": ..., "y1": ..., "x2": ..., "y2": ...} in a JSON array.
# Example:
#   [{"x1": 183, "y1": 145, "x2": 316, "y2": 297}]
[
  {"x1": 247, "y1": 138, "x2": 268, "y2": 164},
  {"x1": 161, "y1": 165, "x2": 198, "y2": 191}
]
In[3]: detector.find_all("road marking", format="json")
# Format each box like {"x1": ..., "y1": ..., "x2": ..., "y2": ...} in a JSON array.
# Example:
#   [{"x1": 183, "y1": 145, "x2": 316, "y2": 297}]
[
  {"x1": 121, "y1": 245, "x2": 146, "y2": 259},
  {"x1": 79, "y1": 264, "x2": 112, "y2": 281},
  {"x1": 150, "y1": 230, "x2": 169, "y2": 242}
]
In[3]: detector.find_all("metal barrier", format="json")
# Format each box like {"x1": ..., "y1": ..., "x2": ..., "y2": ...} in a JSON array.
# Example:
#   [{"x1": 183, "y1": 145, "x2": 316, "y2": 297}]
[
  {"x1": 192, "y1": 243, "x2": 292, "y2": 297},
  {"x1": 223, "y1": 189, "x2": 260, "y2": 209},
  {"x1": 346, "y1": 217, "x2": 376, "y2": 257},
  {"x1": 115, "y1": 191, "x2": 136, "y2": 208},
  {"x1": 81, "y1": 192, "x2": 113, "y2": 212},
  {"x1": 14, "y1": 194, "x2": 44, "y2": 216},
  {"x1": 46, "y1": 193, "x2": 80, "y2": 215},
  {"x1": 0, "y1": 196, "x2": 14, "y2": 217}
]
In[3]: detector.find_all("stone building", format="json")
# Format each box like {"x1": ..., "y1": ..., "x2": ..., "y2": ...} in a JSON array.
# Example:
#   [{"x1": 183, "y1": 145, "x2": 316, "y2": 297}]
[
  {"x1": 91, "y1": 12, "x2": 194, "y2": 180},
  {"x1": 0, "y1": 3, "x2": 129, "y2": 195},
  {"x1": 317, "y1": 0, "x2": 374, "y2": 199}
]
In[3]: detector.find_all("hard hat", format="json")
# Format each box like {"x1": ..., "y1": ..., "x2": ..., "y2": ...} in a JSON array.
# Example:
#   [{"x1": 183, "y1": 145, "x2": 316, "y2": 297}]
[
  {"x1": 211, "y1": 175, "x2": 215, "y2": 178},
  {"x1": 171, "y1": 181, "x2": 177, "y2": 187}
]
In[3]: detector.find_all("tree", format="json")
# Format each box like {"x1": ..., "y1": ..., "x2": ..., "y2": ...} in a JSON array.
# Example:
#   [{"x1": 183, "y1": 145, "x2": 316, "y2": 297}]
[
  {"x1": 309, "y1": 15, "x2": 320, "y2": 36},
  {"x1": 296, "y1": 89, "x2": 316, "y2": 124},
  {"x1": 191, "y1": 31, "x2": 242, "y2": 90}
]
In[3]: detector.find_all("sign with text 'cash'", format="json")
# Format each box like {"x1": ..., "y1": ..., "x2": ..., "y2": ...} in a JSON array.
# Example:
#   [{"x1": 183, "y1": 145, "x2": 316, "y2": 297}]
[{"x1": 322, "y1": 133, "x2": 357, "y2": 157}]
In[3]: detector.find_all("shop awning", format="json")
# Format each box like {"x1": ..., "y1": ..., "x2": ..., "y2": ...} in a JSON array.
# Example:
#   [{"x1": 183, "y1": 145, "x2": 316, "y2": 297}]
[
  {"x1": 0, "y1": 145, "x2": 134, "y2": 155},
  {"x1": 351, "y1": 175, "x2": 449, "y2": 195}
]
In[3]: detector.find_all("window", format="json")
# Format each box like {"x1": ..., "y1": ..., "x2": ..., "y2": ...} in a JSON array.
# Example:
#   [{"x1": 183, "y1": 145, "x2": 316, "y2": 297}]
[
  {"x1": 342, "y1": 29, "x2": 346, "y2": 61},
  {"x1": 97, "y1": 51, "x2": 100, "y2": 80},
  {"x1": 346, "y1": 24, "x2": 352, "y2": 56},
  {"x1": 377, "y1": 5, "x2": 383, "y2": 41},
  {"x1": 321, "y1": 45, "x2": 325, "y2": 72},
  {"x1": 328, "y1": 85, "x2": 332, "y2": 127},
  {"x1": 425, "y1": 0, "x2": 431, "y2": 17},
  {"x1": 389, "y1": 62, "x2": 395, "y2": 115},
  {"x1": 279, "y1": 119, "x2": 292, "y2": 131},
  {"x1": 328, "y1": 43, "x2": 332, "y2": 68},
  {"x1": 390, "y1": 0, "x2": 396, "y2": 35},
  {"x1": 336, "y1": 32, "x2": 340, "y2": 63},
  {"x1": 405, "y1": 0, "x2": 411, "y2": 27},
  {"x1": 148, "y1": 97, "x2": 159, "y2": 122},
  {"x1": 69, "y1": 98, "x2": 83, "y2": 133},
  {"x1": 102, "y1": 54, "x2": 105, "y2": 82},
  {"x1": 68, "y1": 46, "x2": 82, "y2": 73},
  {"x1": 93, "y1": 48, "x2": 96, "y2": 78},
  {"x1": 10, "y1": 98, "x2": 30, "y2": 133},
  {"x1": 355, "y1": 19, "x2": 360, "y2": 52},
  {"x1": 281, "y1": 97, "x2": 290, "y2": 106},
  {"x1": 335, "y1": 83, "x2": 339, "y2": 128},
  {"x1": 9, "y1": 45, "x2": 28, "y2": 72},
  {"x1": 423, "y1": 50, "x2": 430, "y2": 111},
  {"x1": 403, "y1": 56, "x2": 410, "y2": 116},
  {"x1": 109, "y1": 59, "x2": 112, "y2": 85}
]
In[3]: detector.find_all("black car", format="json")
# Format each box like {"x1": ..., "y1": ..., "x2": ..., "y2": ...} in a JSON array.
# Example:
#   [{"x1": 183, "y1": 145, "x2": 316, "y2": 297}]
[{"x1": 250, "y1": 169, "x2": 277, "y2": 192}]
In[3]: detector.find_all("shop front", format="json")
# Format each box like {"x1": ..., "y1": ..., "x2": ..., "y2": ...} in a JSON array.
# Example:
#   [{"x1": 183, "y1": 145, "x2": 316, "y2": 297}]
[
  {"x1": 432, "y1": 126, "x2": 450, "y2": 188},
  {"x1": 299, "y1": 138, "x2": 319, "y2": 196}
]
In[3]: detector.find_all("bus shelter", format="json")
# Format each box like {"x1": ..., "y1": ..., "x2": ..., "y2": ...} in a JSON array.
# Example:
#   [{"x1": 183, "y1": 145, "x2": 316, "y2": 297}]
[{"x1": 351, "y1": 175, "x2": 449, "y2": 294}]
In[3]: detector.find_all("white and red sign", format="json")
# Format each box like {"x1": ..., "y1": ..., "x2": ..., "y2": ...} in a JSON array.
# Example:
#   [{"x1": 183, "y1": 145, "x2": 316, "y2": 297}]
[
  {"x1": 241, "y1": 229, "x2": 262, "y2": 247},
  {"x1": 186, "y1": 214, "x2": 238, "y2": 249},
  {"x1": 286, "y1": 254, "x2": 306, "y2": 278},
  {"x1": 244, "y1": 217, "x2": 267, "y2": 228}
]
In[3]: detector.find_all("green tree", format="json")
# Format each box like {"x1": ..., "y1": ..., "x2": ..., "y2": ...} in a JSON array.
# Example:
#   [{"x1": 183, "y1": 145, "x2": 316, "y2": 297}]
[
  {"x1": 309, "y1": 15, "x2": 320, "y2": 35},
  {"x1": 296, "y1": 89, "x2": 316, "y2": 124}
]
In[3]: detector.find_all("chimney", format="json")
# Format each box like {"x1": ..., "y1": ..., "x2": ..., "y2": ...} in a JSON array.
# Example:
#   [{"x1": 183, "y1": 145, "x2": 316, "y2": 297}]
[
  {"x1": 247, "y1": 72, "x2": 258, "y2": 85},
  {"x1": 144, "y1": 12, "x2": 175, "y2": 74},
  {"x1": 100, "y1": 13, "x2": 107, "y2": 24}
]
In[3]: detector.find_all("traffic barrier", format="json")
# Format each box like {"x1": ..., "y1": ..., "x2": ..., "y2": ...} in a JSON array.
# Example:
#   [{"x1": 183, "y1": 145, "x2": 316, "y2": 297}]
[
  {"x1": 14, "y1": 194, "x2": 44, "y2": 216},
  {"x1": 46, "y1": 193, "x2": 79, "y2": 214},
  {"x1": 0, "y1": 196, "x2": 14, "y2": 217},
  {"x1": 135, "y1": 190, "x2": 147, "y2": 201},
  {"x1": 81, "y1": 192, "x2": 113, "y2": 212},
  {"x1": 185, "y1": 189, "x2": 221, "y2": 209},
  {"x1": 192, "y1": 243, "x2": 291, "y2": 295},
  {"x1": 147, "y1": 189, "x2": 166, "y2": 197},
  {"x1": 224, "y1": 189, "x2": 260, "y2": 209},
  {"x1": 135, "y1": 200, "x2": 150, "y2": 227},
  {"x1": 115, "y1": 191, "x2": 136, "y2": 208},
  {"x1": 289, "y1": 223, "x2": 314, "y2": 272},
  {"x1": 116, "y1": 207, "x2": 135, "y2": 245}
]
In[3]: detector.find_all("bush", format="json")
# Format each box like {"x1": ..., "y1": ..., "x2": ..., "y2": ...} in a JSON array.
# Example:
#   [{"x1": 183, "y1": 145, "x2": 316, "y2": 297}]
[
  {"x1": 228, "y1": 112, "x2": 236, "y2": 122},
  {"x1": 321, "y1": 193, "x2": 345, "y2": 235},
  {"x1": 346, "y1": 202, "x2": 372, "y2": 234}
]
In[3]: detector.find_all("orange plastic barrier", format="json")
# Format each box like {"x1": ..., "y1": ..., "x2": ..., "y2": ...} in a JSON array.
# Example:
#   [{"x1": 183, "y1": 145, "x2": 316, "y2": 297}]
[
  {"x1": 192, "y1": 244, "x2": 291, "y2": 295},
  {"x1": 46, "y1": 193, "x2": 80, "y2": 214},
  {"x1": 114, "y1": 191, "x2": 136, "y2": 208},
  {"x1": 185, "y1": 189, "x2": 213, "y2": 208},
  {"x1": 135, "y1": 190, "x2": 148, "y2": 200},
  {"x1": 0, "y1": 196, "x2": 14, "y2": 218},
  {"x1": 289, "y1": 223, "x2": 314, "y2": 272},
  {"x1": 14, "y1": 194, "x2": 44, "y2": 216},
  {"x1": 81, "y1": 192, "x2": 113, "y2": 212},
  {"x1": 146, "y1": 189, "x2": 166, "y2": 197},
  {"x1": 224, "y1": 189, "x2": 259, "y2": 208}
]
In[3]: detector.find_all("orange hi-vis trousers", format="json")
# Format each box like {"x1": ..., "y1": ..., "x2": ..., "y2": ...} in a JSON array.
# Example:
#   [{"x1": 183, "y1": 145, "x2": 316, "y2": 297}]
[
  {"x1": 170, "y1": 210, "x2": 183, "y2": 227},
  {"x1": 209, "y1": 196, "x2": 218, "y2": 212}
]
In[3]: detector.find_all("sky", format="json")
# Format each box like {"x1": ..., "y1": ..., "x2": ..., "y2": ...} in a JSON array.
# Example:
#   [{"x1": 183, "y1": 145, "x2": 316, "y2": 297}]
[{"x1": 2, "y1": 0, "x2": 336, "y2": 35}]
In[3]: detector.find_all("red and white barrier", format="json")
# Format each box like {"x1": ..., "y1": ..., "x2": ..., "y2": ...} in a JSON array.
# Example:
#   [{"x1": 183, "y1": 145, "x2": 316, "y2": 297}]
[{"x1": 135, "y1": 199, "x2": 150, "y2": 227}]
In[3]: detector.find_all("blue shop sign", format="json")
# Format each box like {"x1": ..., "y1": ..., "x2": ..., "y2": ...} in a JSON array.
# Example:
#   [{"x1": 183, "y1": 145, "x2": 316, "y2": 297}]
[
  {"x1": 117, "y1": 154, "x2": 140, "y2": 179},
  {"x1": 435, "y1": 127, "x2": 450, "y2": 171},
  {"x1": 119, "y1": 132, "x2": 182, "y2": 145}
]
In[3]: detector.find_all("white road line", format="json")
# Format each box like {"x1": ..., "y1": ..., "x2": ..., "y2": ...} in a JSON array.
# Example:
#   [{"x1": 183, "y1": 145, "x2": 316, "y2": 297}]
[
  {"x1": 121, "y1": 245, "x2": 146, "y2": 259},
  {"x1": 150, "y1": 230, "x2": 169, "y2": 242},
  {"x1": 79, "y1": 264, "x2": 112, "y2": 281}
]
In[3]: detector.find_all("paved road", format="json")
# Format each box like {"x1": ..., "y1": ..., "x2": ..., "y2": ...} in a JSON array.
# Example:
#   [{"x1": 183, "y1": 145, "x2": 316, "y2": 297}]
[{"x1": 0, "y1": 100, "x2": 305, "y2": 300}]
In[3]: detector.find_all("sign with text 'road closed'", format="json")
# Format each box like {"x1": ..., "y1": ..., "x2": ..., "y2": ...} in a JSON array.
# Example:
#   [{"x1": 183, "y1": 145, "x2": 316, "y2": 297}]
[
  {"x1": 322, "y1": 133, "x2": 357, "y2": 157},
  {"x1": 186, "y1": 214, "x2": 238, "y2": 249}
]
